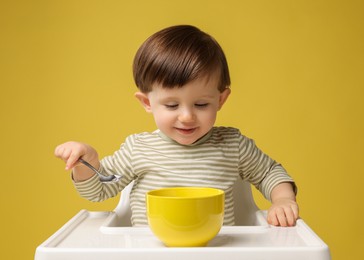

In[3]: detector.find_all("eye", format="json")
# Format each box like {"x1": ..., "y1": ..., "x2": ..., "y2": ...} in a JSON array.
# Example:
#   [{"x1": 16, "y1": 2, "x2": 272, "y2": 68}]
[
  {"x1": 195, "y1": 103, "x2": 209, "y2": 108},
  {"x1": 165, "y1": 104, "x2": 178, "y2": 109}
]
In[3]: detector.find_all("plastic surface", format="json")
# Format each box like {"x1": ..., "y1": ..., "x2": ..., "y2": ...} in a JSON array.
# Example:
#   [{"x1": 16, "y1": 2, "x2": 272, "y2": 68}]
[
  {"x1": 35, "y1": 180, "x2": 331, "y2": 260},
  {"x1": 35, "y1": 210, "x2": 330, "y2": 260}
]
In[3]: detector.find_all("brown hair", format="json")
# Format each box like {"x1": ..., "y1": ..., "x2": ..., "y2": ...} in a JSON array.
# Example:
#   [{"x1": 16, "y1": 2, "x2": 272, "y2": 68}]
[{"x1": 133, "y1": 25, "x2": 230, "y2": 93}]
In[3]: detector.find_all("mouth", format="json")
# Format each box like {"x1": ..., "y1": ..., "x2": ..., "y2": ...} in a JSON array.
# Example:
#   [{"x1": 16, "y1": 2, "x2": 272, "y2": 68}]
[{"x1": 174, "y1": 127, "x2": 197, "y2": 135}]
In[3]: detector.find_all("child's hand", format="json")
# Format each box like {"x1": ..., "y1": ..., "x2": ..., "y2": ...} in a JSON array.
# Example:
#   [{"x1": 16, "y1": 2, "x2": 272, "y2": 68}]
[
  {"x1": 267, "y1": 198, "x2": 299, "y2": 227},
  {"x1": 267, "y1": 182, "x2": 299, "y2": 227},
  {"x1": 54, "y1": 141, "x2": 99, "y2": 171}
]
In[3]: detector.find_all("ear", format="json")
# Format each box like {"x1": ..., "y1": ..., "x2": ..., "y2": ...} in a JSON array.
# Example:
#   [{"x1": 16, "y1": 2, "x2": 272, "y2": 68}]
[
  {"x1": 218, "y1": 88, "x2": 231, "y2": 110},
  {"x1": 135, "y1": 92, "x2": 152, "y2": 113}
]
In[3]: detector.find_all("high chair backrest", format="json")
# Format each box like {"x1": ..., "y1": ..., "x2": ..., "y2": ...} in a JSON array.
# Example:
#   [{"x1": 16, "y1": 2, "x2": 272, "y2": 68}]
[{"x1": 114, "y1": 179, "x2": 260, "y2": 226}]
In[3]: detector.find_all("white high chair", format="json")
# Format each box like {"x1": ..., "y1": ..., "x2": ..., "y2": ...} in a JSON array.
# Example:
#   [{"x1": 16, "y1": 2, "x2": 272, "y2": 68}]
[{"x1": 35, "y1": 179, "x2": 331, "y2": 260}]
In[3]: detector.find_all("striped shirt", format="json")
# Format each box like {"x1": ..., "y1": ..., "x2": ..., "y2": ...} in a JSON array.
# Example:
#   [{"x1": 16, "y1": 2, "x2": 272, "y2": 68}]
[{"x1": 74, "y1": 127, "x2": 295, "y2": 226}]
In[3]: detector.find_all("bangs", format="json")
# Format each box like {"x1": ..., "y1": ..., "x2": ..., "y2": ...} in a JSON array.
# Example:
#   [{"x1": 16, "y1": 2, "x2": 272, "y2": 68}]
[{"x1": 133, "y1": 25, "x2": 230, "y2": 93}]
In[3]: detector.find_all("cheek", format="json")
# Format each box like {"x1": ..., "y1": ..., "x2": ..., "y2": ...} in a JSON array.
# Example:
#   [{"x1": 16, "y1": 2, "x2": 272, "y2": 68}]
[
  {"x1": 153, "y1": 110, "x2": 174, "y2": 127},
  {"x1": 207, "y1": 113, "x2": 217, "y2": 126},
  {"x1": 201, "y1": 109, "x2": 218, "y2": 123}
]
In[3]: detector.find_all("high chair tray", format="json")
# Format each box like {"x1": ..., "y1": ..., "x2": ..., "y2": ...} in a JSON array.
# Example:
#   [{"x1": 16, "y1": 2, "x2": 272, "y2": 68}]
[{"x1": 35, "y1": 210, "x2": 330, "y2": 260}]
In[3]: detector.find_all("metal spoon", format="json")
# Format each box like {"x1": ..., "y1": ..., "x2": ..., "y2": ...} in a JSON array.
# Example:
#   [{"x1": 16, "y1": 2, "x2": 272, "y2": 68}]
[{"x1": 78, "y1": 158, "x2": 122, "y2": 183}]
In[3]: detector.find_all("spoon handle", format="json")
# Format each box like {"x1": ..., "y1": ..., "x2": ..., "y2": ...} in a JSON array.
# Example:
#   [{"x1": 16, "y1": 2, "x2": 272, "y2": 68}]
[
  {"x1": 78, "y1": 158, "x2": 102, "y2": 175},
  {"x1": 78, "y1": 158, "x2": 121, "y2": 183}
]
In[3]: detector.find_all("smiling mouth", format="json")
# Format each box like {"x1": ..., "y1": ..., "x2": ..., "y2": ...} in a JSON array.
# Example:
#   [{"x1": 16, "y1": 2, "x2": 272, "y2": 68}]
[{"x1": 175, "y1": 127, "x2": 197, "y2": 135}]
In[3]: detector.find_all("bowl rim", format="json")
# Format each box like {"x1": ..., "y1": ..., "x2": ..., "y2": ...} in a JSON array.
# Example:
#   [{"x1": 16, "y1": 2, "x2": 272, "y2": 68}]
[{"x1": 146, "y1": 186, "x2": 224, "y2": 199}]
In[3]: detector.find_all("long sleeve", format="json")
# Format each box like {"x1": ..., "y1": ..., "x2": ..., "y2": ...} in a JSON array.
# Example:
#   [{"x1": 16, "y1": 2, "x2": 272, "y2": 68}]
[{"x1": 237, "y1": 133, "x2": 296, "y2": 200}]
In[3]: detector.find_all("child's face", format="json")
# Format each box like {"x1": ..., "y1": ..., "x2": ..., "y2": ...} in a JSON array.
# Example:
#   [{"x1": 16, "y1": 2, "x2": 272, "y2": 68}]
[{"x1": 135, "y1": 74, "x2": 230, "y2": 145}]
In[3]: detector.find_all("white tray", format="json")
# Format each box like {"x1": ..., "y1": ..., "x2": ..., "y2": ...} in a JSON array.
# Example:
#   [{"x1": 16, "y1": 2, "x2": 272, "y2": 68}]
[{"x1": 35, "y1": 210, "x2": 330, "y2": 260}]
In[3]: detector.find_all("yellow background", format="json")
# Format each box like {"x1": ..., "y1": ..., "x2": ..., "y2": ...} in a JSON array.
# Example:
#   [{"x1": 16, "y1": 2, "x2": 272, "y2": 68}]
[{"x1": 1, "y1": 0, "x2": 363, "y2": 259}]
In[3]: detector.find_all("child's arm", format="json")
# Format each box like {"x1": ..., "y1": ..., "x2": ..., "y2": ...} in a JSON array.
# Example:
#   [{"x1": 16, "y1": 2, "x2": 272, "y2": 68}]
[
  {"x1": 267, "y1": 182, "x2": 299, "y2": 227},
  {"x1": 54, "y1": 141, "x2": 99, "y2": 182}
]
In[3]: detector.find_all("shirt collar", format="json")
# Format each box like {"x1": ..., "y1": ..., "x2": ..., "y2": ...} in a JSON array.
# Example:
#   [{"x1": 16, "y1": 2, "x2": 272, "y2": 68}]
[{"x1": 156, "y1": 128, "x2": 213, "y2": 146}]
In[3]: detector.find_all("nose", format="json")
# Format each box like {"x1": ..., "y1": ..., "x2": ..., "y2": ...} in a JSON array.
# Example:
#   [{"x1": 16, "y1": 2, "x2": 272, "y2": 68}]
[{"x1": 178, "y1": 108, "x2": 196, "y2": 123}]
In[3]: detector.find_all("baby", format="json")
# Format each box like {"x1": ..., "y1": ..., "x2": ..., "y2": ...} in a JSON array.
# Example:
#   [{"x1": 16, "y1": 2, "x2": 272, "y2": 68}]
[{"x1": 55, "y1": 25, "x2": 298, "y2": 227}]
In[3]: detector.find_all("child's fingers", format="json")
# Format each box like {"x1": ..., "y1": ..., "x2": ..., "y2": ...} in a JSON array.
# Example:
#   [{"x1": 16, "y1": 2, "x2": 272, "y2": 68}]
[
  {"x1": 54, "y1": 142, "x2": 84, "y2": 170},
  {"x1": 291, "y1": 204, "x2": 299, "y2": 220},
  {"x1": 268, "y1": 206, "x2": 298, "y2": 227},
  {"x1": 284, "y1": 207, "x2": 296, "y2": 226},
  {"x1": 267, "y1": 212, "x2": 279, "y2": 226},
  {"x1": 65, "y1": 151, "x2": 83, "y2": 170},
  {"x1": 54, "y1": 145, "x2": 65, "y2": 158},
  {"x1": 54, "y1": 145, "x2": 71, "y2": 162},
  {"x1": 275, "y1": 207, "x2": 288, "y2": 227}
]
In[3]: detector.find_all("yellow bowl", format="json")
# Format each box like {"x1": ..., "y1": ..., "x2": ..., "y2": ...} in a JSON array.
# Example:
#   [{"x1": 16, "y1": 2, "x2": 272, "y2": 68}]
[{"x1": 146, "y1": 187, "x2": 224, "y2": 247}]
